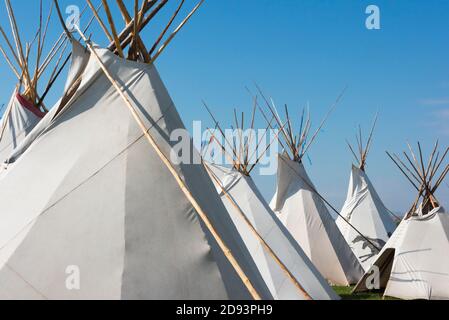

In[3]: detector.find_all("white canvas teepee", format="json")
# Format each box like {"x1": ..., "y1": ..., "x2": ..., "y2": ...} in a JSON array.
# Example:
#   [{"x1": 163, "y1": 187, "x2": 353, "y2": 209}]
[
  {"x1": 206, "y1": 163, "x2": 339, "y2": 300},
  {"x1": 254, "y1": 96, "x2": 363, "y2": 286},
  {"x1": 0, "y1": 40, "x2": 275, "y2": 300},
  {"x1": 354, "y1": 142, "x2": 449, "y2": 300},
  {"x1": 271, "y1": 154, "x2": 364, "y2": 285},
  {"x1": 0, "y1": 91, "x2": 46, "y2": 162},
  {"x1": 336, "y1": 121, "x2": 397, "y2": 271},
  {"x1": 336, "y1": 166, "x2": 397, "y2": 271},
  {"x1": 0, "y1": 0, "x2": 79, "y2": 163},
  {"x1": 356, "y1": 206, "x2": 449, "y2": 300}
]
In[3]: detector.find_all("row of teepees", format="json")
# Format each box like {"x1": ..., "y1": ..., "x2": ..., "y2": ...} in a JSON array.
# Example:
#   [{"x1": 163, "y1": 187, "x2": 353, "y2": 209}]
[
  {"x1": 0, "y1": 0, "x2": 447, "y2": 301},
  {"x1": 201, "y1": 86, "x2": 369, "y2": 289},
  {"x1": 201, "y1": 100, "x2": 338, "y2": 299},
  {"x1": 201, "y1": 83, "x2": 449, "y2": 300}
]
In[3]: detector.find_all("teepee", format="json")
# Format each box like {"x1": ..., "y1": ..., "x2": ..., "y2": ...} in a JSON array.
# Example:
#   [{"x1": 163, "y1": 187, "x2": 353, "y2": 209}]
[
  {"x1": 261, "y1": 90, "x2": 364, "y2": 286},
  {"x1": 0, "y1": 0, "x2": 60, "y2": 162},
  {"x1": 0, "y1": 0, "x2": 101, "y2": 164},
  {"x1": 336, "y1": 117, "x2": 398, "y2": 271},
  {"x1": 0, "y1": 90, "x2": 45, "y2": 162},
  {"x1": 202, "y1": 103, "x2": 338, "y2": 300},
  {"x1": 354, "y1": 142, "x2": 449, "y2": 300},
  {"x1": 0, "y1": 0, "x2": 274, "y2": 300}
]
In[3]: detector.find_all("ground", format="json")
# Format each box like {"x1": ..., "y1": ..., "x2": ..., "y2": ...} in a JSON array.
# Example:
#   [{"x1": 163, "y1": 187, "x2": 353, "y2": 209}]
[{"x1": 333, "y1": 286, "x2": 398, "y2": 300}]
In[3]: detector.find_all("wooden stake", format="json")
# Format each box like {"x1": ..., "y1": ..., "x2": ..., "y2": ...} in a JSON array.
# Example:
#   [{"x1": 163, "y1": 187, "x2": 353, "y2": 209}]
[
  {"x1": 31, "y1": 0, "x2": 44, "y2": 93},
  {"x1": 109, "y1": 0, "x2": 161, "y2": 52},
  {"x1": 206, "y1": 127, "x2": 241, "y2": 171},
  {"x1": 39, "y1": 2, "x2": 100, "y2": 109},
  {"x1": 0, "y1": 25, "x2": 22, "y2": 68},
  {"x1": 252, "y1": 94, "x2": 286, "y2": 151},
  {"x1": 150, "y1": 0, "x2": 205, "y2": 64},
  {"x1": 233, "y1": 109, "x2": 244, "y2": 172},
  {"x1": 284, "y1": 105, "x2": 296, "y2": 156},
  {"x1": 403, "y1": 151, "x2": 425, "y2": 182},
  {"x1": 101, "y1": 0, "x2": 125, "y2": 58},
  {"x1": 300, "y1": 86, "x2": 347, "y2": 159},
  {"x1": 5, "y1": 0, "x2": 32, "y2": 90},
  {"x1": 86, "y1": 0, "x2": 113, "y2": 42},
  {"x1": 406, "y1": 143, "x2": 424, "y2": 179},
  {"x1": 346, "y1": 139, "x2": 360, "y2": 166},
  {"x1": 432, "y1": 164, "x2": 449, "y2": 194},
  {"x1": 53, "y1": 0, "x2": 73, "y2": 40},
  {"x1": 0, "y1": 43, "x2": 20, "y2": 78},
  {"x1": 202, "y1": 101, "x2": 242, "y2": 167},
  {"x1": 115, "y1": 0, "x2": 151, "y2": 62},
  {"x1": 386, "y1": 152, "x2": 420, "y2": 191},
  {"x1": 149, "y1": 0, "x2": 185, "y2": 56},
  {"x1": 425, "y1": 141, "x2": 440, "y2": 180},
  {"x1": 361, "y1": 112, "x2": 379, "y2": 169},
  {"x1": 430, "y1": 147, "x2": 449, "y2": 182},
  {"x1": 255, "y1": 84, "x2": 295, "y2": 154},
  {"x1": 245, "y1": 98, "x2": 257, "y2": 166},
  {"x1": 392, "y1": 153, "x2": 421, "y2": 186},
  {"x1": 248, "y1": 122, "x2": 287, "y2": 174}
]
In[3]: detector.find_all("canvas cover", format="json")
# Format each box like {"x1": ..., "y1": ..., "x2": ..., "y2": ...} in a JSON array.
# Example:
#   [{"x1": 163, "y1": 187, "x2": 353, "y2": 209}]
[
  {"x1": 270, "y1": 154, "x2": 364, "y2": 286},
  {"x1": 0, "y1": 42, "x2": 273, "y2": 300},
  {"x1": 354, "y1": 206, "x2": 449, "y2": 300},
  {"x1": 206, "y1": 163, "x2": 339, "y2": 300},
  {"x1": 336, "y1": 166, "x2": 397, "y2": 271},
  {"x1": 0, "y1": 91, "x2": 45, "y2": 163}
]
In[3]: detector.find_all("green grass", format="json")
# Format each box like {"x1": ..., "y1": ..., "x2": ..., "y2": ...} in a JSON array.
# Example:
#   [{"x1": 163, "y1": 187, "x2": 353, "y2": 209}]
[{"x1": 333, "y1": 286, "x2": 398, "y2": 300}]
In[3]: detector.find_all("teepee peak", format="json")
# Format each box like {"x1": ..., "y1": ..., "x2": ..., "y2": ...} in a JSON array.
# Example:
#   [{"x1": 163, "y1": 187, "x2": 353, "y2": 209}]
[
  {"x1": 254, "y1": 84, "x2": 346, "y2": 163},
  {"x1": 54, "y1": 0, "x2": 204, "y2": 64},
  {"x1": 346, "y1": 113, "x2": 379, "y2": 172},
  {"x1": 387, "y1": 141, "x2": 448, "y2": 218}
]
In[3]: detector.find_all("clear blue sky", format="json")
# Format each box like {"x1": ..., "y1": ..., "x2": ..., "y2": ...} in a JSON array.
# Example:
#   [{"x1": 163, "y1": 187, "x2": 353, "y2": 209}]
[{"x1": 0, "y1": 0, "x2": 448, "y2": 212}]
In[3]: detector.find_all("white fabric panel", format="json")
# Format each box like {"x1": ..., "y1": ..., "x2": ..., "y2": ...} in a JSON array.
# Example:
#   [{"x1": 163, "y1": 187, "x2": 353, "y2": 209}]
[
  {"x1": 0, "y1": 42, "x2": 272, "y2": 300},
  {"x1": 0, "y1": 91, "x2": 45, "y2": 163},
  {"x1": 336, "y1": 166, "x2": 397, "y2": 271},
  {"x1": 63, "y1": 40, "x2": 91, "y2": 93},
  {"x1": 355, "y1": 207, "x2": 449, "y2": 300},
  {"x1": 207, "y1": 163, "x2": 339, "y2": 300},
  {"x1": 270, "y1": 154, "x2": 364, "y2": 286},
  {"x1": 386, "y1": 207, "x2": 449, "y2": 299}
]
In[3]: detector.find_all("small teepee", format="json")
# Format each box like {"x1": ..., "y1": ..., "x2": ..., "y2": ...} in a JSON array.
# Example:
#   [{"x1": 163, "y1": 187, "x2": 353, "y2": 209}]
[
  {"x1": 0, "y1": 0, "x2": 65, "y2": 161},
  {"x1": 354, "y1": 142, "x2": 449, "y2": 300},
  {"x1": 0, "y1": 90, "x2": 46, "y2": 162},
  {"x1": 202, "y1": 102, "x2": 338, "y2": 300},
  {"x1": 261, "y1": 89, "x2": 364, "y2": 286},
  {"x1": 0, "y1": 0, "x2": 274, "y2": 300},
  {"x1": 336, "y1": 116, "x2": 398, "y2": 271}
]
